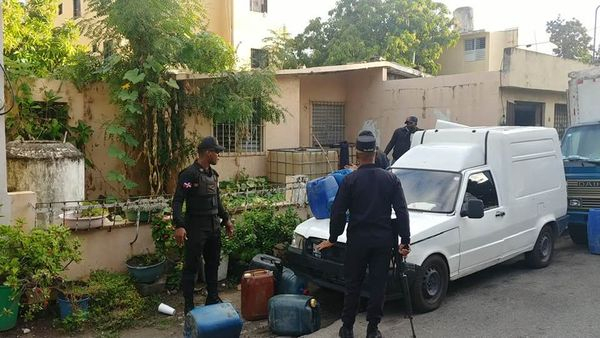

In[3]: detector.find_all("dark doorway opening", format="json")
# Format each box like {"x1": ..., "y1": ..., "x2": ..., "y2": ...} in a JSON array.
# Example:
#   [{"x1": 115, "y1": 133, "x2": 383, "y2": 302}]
[{"x1": 506, "y1": 101, "x2": 545, "y2": 126}]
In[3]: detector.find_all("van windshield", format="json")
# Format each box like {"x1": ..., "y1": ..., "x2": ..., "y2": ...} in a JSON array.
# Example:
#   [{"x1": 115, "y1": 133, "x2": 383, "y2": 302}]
[
  {"x1": 392, "y1": 168, "x2": 461, "y2": 213},
  {"x1": 562, "y1": 124, "x2": 600, "y2": 163}
]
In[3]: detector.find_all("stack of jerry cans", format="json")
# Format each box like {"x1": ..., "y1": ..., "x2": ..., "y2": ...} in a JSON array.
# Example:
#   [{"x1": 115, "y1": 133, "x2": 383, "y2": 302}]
[
  {"x1": 240, "y1": 269, "x2": 275, "y2": 320},
  {"x1": 268, "y1": 294, "x2": 321, "y2": 336},
  {"x1": 183, "y1": 302, "x2": 243, "y2": 338}
]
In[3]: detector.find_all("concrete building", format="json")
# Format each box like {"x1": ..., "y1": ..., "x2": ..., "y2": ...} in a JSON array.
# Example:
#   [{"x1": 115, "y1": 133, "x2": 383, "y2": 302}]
[
  {"x1": 54, "y1": 0, "x2": 290, "y2": 69},
  {"x1": 438, "y1": 7, "x2": 519, "y2": 75}
]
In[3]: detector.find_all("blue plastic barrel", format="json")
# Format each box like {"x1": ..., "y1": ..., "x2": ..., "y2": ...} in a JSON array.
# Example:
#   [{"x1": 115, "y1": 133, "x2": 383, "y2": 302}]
[
  {"x1": 184, "y1": 302, "x2": 243, "y2": 338},
  {"x1": 307, "y1": 175, "x2": 339, "y2": 219},
  {"x1": 587, "y1": 209, "x2": 600, "y2": 254},
  {"x1": 268, "y1": 295, "x2": 321, "y2": 336},
  {"x1": 277, "y1": 267, "x2": 307, "y2": 295}
]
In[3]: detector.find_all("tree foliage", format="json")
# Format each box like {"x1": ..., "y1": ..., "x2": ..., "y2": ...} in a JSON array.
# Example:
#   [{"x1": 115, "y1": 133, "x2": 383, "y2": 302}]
[
  {"x1": 2, "y1": 0, "x2": 86, "y2": 77},
  {"x1": 262, "y1": 28, "x2": 300, "y2": 70},
  {"x1": 295, "y1": 0, "x2": 459, "y2": 74},
  {"x1": 546, "y1": 16, "x2": 593, "y2": 63}
]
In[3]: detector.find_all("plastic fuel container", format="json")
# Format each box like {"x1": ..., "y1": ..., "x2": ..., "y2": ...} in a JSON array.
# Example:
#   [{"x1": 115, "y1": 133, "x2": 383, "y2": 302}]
[
  {"x1": 241, "y1": 269, "x2": 275, "y2": 320},
  {"x1": 307, "y1": 175, "x2": 339, "y2": 219},
  {"x1": 268, "y1": 294, "x2": 321, "y2": 336},
  {"x1": 183, "y1": 302, "x2": 242, "y2": 338}
]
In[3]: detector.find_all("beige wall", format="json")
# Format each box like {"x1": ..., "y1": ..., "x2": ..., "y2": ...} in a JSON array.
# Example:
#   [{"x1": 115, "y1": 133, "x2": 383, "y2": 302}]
[
  {"x1": 64, "y1": 224, "x2": 155, "y2": 280},
  {"x1": 438, "y1": 31, "x2": 490, "y2": 75},
  {"x1": 489, "y1": 29, "x2": 518, "y2": 72},
  {"x1": 8, "y1": 191, "x2": 37, "y2": 231},
  {"x1": 501, "y1": 48, "x2": 590, "y2": 92},
  {"x1": 501, "y1": 87, "x2": 568, "y2": 127},
  {"x1": 438, "y1": 29, "x2": 518, "y2": 76},
  {"x1": 346, "y1": 71, "x2": 504, "y2": 145},
  {"x1": 298, "y1": 74, "x2": 350, "y2": 147}
]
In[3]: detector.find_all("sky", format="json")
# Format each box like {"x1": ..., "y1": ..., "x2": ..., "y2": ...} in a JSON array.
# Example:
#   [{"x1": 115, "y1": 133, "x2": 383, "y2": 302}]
[{"x1": 284, "y1": 0, "x2": 600, "y2": 55}]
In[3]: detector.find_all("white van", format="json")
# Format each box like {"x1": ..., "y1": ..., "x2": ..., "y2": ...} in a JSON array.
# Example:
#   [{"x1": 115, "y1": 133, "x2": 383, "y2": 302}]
[{"x1": 286, "y1": 126, "x2": 568, "y2": 312}]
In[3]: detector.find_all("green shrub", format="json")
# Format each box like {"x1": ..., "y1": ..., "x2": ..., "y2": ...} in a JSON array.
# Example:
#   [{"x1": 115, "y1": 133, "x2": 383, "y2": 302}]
[
  {"x1": 86, "y1": 270, "x2": 148, "y2": 332},
  {"x1": 226, "y1": 206, "x2": 301, "y2": 262}
]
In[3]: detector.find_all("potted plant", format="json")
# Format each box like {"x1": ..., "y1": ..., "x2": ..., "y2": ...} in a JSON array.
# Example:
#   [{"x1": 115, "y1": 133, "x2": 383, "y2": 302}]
[
  {"x1": 125, "y1": 253, "x2": 166, "y2": 284},
  {"x1": 55, "y1": 280, "x2": 90, "y2": 320},
  {"x1": 59, "y1": 202, "x2": 110, "y2": 229},
  {"x1": 124, "y1": 197, "x2": 169, "y2": 223},
  {"x1": 0, "y1": 223, "x2": 81, "y2": 330}
]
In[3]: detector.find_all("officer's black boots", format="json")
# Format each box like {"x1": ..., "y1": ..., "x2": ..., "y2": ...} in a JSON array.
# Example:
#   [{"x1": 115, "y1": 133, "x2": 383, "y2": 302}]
[
  {"x1": 205, "y1": 295, "x2": 223, "y2": 306},
  {"x1": 339, "y1": 326, "x2": 354, "y2": 338},
  {"x1": 184, "y1": 301, "x2": 194, "y2": 314},
  {"x1": 367, "y1": 323, "x2": 382, "y2": 338}
]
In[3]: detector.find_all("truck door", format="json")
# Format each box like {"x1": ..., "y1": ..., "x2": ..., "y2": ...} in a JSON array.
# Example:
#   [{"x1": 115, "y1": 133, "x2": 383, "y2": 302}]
[{"x1": 458, "y1": 170, "x2": 507, "y2": 275}]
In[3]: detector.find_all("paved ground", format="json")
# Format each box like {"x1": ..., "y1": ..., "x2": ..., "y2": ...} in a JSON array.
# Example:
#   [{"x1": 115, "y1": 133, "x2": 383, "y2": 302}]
[
  {"x1": 5, "y1": 234, "x2": 600, "y2": 338},
  {"x1": 307, "y1": 234, "x2": 600, "y2": 338}
]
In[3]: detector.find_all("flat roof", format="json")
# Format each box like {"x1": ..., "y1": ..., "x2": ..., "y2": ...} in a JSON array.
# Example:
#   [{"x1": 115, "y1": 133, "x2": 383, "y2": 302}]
[{"x1": 170, "y1": 61, "x2": 426, "y2": 81}]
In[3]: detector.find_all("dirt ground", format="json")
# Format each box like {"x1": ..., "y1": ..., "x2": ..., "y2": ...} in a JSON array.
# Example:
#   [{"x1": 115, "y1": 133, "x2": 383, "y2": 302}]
[{"x1": 1, "y1": 282, "x2": 343, "y2": 338}]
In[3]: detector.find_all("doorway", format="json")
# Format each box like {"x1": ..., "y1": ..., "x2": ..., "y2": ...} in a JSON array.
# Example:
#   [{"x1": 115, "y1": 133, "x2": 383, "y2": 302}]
[{"x1": 506, "y1": 101, "x2": 545, "y2": 126}]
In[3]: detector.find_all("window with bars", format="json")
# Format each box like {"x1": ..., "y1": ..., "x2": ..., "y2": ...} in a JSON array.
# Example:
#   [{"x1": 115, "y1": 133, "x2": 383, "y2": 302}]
[
  {"x1": 213, "y1": 114, "x2": 264, "y2": 154},
  {"x1": 58, "y1": 3, "x2": 63, "y2": 15},
  {"x1": 312, "y1": 102, "x2": 345, "y2": 146},
  {"x1": 554, "y1": 103, "x2": 568, "y2": 139},
  {"x1": 251, "y1": 48, "x2": 268, "y2": 69},
  {"x1": 464, "y1": 37, "x2": 486, "y2": 62},
  {"x1": 250, "y1": 0, "x2": 268, "y2": 13},
  {"x1": 73, "y1": 0, "x2": 81, "y2": 17}
]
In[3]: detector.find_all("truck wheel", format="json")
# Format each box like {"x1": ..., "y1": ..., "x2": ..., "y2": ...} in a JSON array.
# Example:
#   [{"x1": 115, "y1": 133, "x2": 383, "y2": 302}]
[
  {"x1": 411, "y1": 255, "x2": 448, "y2": 313},
  {"x1": 525, "y1": 225, "x2": 554, "y2": 268},
  {"x1": 569, "y1": 225, "x2": 588, "y2": 245}
]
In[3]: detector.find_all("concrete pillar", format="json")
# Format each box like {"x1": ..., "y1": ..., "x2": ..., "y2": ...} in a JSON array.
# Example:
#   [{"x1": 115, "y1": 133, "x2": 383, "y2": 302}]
[{"x1": 0, "y1": 5, "x2": 11, "y2": 222}]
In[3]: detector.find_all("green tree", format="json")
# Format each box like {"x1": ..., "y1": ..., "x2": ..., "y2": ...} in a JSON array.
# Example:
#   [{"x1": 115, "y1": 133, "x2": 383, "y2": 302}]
[
  {"x1": 295, "y1": 0, "x2": 459, "y2": 74},
  {"x1": 2, "y1": 0, "x2": 86, "y2": 77},
  {"x1": 546, "y1": 16, "x2": 593, "y2": 63},
  {"x1": 262, "y1": 27, "x2": 300, "y2": 69},
  {"x1": 82, "y1": 0, "x2": 285, "y2": 195}
]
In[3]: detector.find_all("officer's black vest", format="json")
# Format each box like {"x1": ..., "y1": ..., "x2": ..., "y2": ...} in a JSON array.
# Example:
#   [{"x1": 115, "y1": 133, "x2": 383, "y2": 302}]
[{"x1": 193, "y1": 167, "x2": 219, "y2": 216}]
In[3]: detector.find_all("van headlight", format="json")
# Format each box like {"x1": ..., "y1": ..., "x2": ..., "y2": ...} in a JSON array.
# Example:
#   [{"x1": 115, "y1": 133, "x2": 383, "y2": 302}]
[{"x1": 290, "y1": 233, "x2": 305, "y2": 249}]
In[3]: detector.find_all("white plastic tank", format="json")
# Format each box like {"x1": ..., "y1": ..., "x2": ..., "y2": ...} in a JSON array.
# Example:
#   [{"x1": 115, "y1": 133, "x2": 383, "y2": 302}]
[
  {"x1": 7, "y1": 141, "x2": 85, "y2": 221},
  {"x1": 453, "y1": 7, "x2": 474, "y2": 33}
]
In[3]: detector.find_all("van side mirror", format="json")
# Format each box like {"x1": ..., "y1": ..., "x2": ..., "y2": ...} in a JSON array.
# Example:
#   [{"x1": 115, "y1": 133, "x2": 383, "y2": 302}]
[{"x1": 460, "y1": 199, "x2": 485, "y2": 219}]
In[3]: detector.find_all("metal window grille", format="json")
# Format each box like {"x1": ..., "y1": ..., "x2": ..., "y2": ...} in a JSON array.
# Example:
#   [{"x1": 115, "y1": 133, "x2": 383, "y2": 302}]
[
  {"x1": 73, "y1": 0, "x2": 81, "y2": 17},
  {"x1": 214, "y1": 119, "x2": 264, "y2": 154},
  {"x1": 554, "y1": 103, "x2": 568, "y2": 139},
  {"x1": 312, "y1": 102, "x2": 345, "y2": 146},
  {"x1": 251, "y1": 48, "x2": 268, "y2": 69},
  {"x1": 250, "y1": 0, "x2": 267, "y2": 13}
]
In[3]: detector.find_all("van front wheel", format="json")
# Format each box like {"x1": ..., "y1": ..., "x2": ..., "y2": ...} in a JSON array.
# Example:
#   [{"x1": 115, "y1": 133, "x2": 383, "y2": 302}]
[
  {"x1": 525, "y1": 225, "x2": 554, "y2": 268},
  {"x1": 411, "y1": 255, "x2": 448, "y2": 313}
]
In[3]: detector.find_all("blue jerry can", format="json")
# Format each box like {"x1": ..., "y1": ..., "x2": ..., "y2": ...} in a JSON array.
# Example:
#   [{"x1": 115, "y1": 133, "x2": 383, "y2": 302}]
[
  {"x1": 277, "y1": 267, "x2": 307, "y2": 295},
  {"x1": 330, "y1": 169, "x2": 353, "y2": 186},
  {"x1": 587, "y1": 209, "x2": 600, "y2": 254},
  {"x1": 307, "y1": 175, "x2": 339, "y2": 219},
  {"x1": 183, "y1": 302, "x2": 243, "y2": 338},
  {"x1": 268, "y1": 295, "x2": 321, "y2": 336}
]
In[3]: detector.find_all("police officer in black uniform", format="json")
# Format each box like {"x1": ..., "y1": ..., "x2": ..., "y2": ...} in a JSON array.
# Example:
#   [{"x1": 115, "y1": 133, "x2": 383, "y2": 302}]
[
  {"x1": 172, "y1": 136, "x2": 234, "y2": 314},
  {"x1": 384, "y1": 115, "x2": 420, "y2": 164},
  {"x1": 316, "y1": 131, "x2": 411, "y2": 338},
  {"x1": 358, "y1": 130, "x2": 389, "y2": 169}
]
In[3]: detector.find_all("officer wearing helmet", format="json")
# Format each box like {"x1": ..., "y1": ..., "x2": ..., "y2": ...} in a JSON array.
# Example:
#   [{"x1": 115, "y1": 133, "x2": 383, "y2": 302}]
[
  {"x1": 316, "y1": 131, "x2": 411, "y2": 338},
  {"x1": 172, "y1": 136, "x2": 234, "y2": 314},
  {"x1": 384, "y1": 115, "x2": 420, "y2": 164}
]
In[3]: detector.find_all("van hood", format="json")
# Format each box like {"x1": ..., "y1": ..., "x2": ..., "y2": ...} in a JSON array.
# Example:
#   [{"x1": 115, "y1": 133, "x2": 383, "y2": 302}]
[{"x1": 293, "y1": 212, "x2": 455, "y2": 244}]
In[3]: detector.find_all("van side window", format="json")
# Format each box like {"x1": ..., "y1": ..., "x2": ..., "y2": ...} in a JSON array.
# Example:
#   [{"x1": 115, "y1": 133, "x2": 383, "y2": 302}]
[{"x1": 465, "y1": 171, "x2": 499, "y2": 210}]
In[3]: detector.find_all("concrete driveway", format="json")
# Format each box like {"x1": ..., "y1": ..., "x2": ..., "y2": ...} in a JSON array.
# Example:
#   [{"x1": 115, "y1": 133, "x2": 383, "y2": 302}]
[{"x1": 306, "y1": 234, "x2": 600, "y2": 338}]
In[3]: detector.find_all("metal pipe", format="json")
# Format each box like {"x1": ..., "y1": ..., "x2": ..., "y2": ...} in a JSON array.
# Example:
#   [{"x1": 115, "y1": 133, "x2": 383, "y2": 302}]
[{"x1": 594, "y1": 5, "x2": 600, "y2": 62}]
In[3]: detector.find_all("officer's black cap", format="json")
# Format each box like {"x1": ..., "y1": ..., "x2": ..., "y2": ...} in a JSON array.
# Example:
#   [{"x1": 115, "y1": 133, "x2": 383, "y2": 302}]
[
  {"x1": 197, "y1": 136, "x2": 225, "y2": 153},
  {"x1": 405, "y1": 116, "x2": 418, "y2": 125},
  {"x1": 356, "y1": 131, "x2": 376, "y2": 152}
]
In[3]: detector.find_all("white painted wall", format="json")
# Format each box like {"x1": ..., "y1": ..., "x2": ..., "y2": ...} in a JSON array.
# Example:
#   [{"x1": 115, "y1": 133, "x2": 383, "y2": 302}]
[
  {"x1": 232, "y1": 0, "x2": 289, "y2": 68},
  {"x1": 0, "y1": 6, "x2": 11, "y2": 222}
]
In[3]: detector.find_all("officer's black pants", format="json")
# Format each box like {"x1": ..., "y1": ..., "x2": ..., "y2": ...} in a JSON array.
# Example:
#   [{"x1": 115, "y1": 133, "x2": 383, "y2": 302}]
[
  {"x1": 341, "y1": 242, "x2": 392, "y2": 327},
  {"x1": 182, "y1": 229, "x2": 221, "y2": 308}
]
